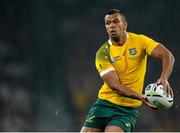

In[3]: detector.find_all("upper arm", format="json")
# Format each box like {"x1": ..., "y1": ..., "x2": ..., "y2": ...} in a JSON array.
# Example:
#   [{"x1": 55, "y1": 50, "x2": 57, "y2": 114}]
[
  {"x1": 140, "y1": 35, "x2": 159, "y2": 55},
  {"x1": 95, "y1": 47, "x2": 114, "y2": 75},
  {"x1": 140, "y1": 34, "x2": 174, "y2": 60},
  {"x1": 95, "y1": 47, "x2": 120, "y2": 89},
  {"x1": 101, "y1": 70, "x2": 120, "y2": 90},
  {"x1": 150, "y1": 43, "x2": 174, "y2": 60}
]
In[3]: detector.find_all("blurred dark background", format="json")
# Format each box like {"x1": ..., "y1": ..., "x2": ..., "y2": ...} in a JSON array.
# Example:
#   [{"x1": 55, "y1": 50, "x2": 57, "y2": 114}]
[{"x1": 0, "y1": 0, "x2": 179, "y2": 131}]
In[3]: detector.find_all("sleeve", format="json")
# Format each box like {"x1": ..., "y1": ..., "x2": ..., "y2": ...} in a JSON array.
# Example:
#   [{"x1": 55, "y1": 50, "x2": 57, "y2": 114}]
[
  {"x1": 95, "y1": 48, "x2": 114, "y2": 76},
  {"x1": 140, "y1": 35, "x2": 159, "y2": 55}
]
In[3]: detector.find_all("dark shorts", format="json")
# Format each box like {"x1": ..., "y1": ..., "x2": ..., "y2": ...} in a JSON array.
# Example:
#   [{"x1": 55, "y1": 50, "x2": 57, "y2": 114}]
[{"x1": 83, "y1": 98, "x2": 139, "y2": 132}]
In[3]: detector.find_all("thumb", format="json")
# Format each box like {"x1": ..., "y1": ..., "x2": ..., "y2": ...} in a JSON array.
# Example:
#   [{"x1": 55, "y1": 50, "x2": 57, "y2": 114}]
[{"x1": 156, "y1": 79, "x2": 161, "y2": 84}]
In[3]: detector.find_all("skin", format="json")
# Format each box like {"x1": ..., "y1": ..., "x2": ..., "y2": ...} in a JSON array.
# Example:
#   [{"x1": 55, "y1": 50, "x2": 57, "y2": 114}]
[
  {"x1": 105, "y1": 13, "x2": 128, "y2": 46},
  {"x1": 151, "y1": 44, "x2": 175, "y2": 97},
  {"x1": 81, "y1": 127, "x2": 102, "y2": 132},
  {"x1": 81, "y1": 12, "x2": 175, "y2": 132}
]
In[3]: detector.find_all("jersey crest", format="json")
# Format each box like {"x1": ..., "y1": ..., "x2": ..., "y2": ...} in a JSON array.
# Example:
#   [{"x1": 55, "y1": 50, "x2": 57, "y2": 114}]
[{"x1": 129, "y1": 48, "x2": 137, "y2": 55}]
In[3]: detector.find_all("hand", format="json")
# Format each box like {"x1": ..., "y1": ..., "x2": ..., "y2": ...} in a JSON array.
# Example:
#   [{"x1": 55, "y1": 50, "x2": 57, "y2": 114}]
[
  {"x1": 157, "y1": 78, "x2": 174, "y2": 98},
  {"x1": 141, "y1": 95, "x2": 157, "y2": 110}
]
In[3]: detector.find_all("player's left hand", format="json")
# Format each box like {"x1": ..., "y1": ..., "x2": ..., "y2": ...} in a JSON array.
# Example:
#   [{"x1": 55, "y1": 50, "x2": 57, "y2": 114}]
[{"x1": 157, "y1": 78, "x2": 173, "y2": 98}]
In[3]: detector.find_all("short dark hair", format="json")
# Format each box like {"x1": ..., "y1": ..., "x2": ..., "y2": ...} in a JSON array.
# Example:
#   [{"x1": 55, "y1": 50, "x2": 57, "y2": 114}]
[
  {"x1": 106, "y1": 9, "x2": 127, "y2": 24},
  {"x1": 106, "y1": 9, "x2": 121, "y2": 15}
]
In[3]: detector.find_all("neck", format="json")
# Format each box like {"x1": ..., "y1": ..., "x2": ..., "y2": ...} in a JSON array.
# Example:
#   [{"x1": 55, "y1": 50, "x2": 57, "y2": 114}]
[{"x1": 111, "y1": 31, "x2": 128, "y2": 46}]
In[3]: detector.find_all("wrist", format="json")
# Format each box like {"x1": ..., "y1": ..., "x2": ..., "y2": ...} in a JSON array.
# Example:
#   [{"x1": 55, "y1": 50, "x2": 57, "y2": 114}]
[
  {"x1": 139, "y1": 95, "x2": 146, "y2": 102},
  {"x1": 160, "y1": 75, "x2": 168, "y2": 81},
  {"x1": 158, "y1": 77, "x2": 168, "y2": 83}
]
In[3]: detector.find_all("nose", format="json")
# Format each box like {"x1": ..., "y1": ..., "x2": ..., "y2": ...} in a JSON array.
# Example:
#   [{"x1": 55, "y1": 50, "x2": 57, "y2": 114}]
[{"x1": 109, "y1": 22, "x2": 115, "y2": 28}]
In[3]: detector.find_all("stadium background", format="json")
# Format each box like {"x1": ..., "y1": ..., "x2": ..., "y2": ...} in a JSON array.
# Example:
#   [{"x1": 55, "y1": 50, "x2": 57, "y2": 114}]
[{"x1": 0, "y1": 0, "x2": 179, "y2": 131}]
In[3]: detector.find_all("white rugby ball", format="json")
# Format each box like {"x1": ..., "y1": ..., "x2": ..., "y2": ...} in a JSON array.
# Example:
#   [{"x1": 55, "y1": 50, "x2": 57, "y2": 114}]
[{"x1": 145, "y1": 83, "x2": 173, "y2": 109}]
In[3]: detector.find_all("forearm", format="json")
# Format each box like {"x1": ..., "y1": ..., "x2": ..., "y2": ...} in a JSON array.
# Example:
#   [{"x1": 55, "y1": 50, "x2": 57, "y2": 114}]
[
  {"x1": 151, "y1": 44, "x2": 175, "y2": 80},
  {"x1": 160, "y1": 52, "x2": 175, "y2": 80},
  {"x1": 102, "y1": 70, "x2": 144, "y2": 101},
  {"x1": 111, "y1": 83, "x2": 144, "y2": 101}
]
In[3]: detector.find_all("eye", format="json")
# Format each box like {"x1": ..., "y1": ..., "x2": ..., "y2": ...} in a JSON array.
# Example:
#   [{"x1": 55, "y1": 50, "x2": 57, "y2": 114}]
[
  {"x1": 105, "y1": 21, "x2": 110, "y2": 25},
  {"x1": 114, "y1": 19, "x2": 120, "y2": 24}
]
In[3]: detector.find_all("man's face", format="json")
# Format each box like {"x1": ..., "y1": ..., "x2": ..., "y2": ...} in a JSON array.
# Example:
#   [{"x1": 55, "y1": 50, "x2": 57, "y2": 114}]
[{"x1": 105, "y1": 13, "x2": 127, "y2": 40}]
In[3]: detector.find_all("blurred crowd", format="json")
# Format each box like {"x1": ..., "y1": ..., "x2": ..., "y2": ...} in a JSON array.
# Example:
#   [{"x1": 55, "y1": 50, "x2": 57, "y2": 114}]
[{"x1": 0, "y1": 0, "x2": 36, "y2": 131}]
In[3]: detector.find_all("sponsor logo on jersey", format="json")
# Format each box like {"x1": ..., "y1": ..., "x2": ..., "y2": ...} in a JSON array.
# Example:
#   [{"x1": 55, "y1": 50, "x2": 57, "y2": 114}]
[{"x1": 110, "y1": 56, "x2": 120, "y2": 63}]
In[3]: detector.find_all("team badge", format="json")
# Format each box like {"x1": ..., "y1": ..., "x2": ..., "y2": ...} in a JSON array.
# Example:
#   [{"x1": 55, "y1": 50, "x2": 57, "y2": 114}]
[{"x1": 129, "y1": 48, "x2": 137, "y2": 55}]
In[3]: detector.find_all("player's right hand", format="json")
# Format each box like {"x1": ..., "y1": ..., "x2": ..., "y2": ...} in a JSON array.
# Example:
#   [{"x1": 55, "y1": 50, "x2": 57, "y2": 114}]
[{"x1": 141, "y1": 95, "x2": 157, "y2": 110}]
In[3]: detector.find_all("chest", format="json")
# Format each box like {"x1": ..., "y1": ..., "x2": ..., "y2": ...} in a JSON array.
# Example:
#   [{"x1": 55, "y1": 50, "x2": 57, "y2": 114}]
[{"x1": 109, "y1": 45, "x2": 145, "y2": 73}]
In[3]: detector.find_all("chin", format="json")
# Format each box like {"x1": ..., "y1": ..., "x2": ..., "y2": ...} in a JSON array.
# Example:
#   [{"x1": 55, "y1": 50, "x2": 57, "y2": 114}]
[{"x1": 112, "y1": 36, "x2": 120, "y2": 42}]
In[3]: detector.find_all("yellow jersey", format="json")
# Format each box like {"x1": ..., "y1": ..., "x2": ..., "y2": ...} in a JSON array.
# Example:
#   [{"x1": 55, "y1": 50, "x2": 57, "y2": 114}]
[{"x1": 95, "y1": 32, "x2": 159, "y2": 107}]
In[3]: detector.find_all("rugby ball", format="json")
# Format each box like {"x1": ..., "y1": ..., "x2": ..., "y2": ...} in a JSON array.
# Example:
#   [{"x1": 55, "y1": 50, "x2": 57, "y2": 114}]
[{"x1": 145, "y1": 83, "x2": 173, "y2": 109}]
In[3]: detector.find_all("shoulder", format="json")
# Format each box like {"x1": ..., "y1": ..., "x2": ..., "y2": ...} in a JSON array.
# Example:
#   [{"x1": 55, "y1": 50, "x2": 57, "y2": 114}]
[
  {"x1": 128, "y1": 32, "x2": 148, "y2": 39},
  {"x1": 96, "y1": 42, "x2": 109, "y2": 55},
  {"x1": 96, "y1": 41, "x2": 111, "y2": 61},
  {"x1": 128, "y1": 32, "x2": 154, "y2": 43}
]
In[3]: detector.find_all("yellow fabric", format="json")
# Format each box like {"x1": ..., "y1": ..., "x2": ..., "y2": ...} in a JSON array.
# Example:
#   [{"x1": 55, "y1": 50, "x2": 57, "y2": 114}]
[{"x1": 95, "y1": 32, "x2": 159, "y2": 107}]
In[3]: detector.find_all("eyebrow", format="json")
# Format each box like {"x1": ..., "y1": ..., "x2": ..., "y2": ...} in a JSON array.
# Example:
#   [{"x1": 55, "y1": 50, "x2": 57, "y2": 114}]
[{"x1": 105, "y1": 18, "x2": 120, "y2": 22}]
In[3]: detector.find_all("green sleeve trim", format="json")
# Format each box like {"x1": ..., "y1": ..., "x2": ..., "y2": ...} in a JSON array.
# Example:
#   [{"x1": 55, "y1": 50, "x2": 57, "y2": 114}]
[{"x1": 96, "y1": 42, "x2": 111, "y2": 62}]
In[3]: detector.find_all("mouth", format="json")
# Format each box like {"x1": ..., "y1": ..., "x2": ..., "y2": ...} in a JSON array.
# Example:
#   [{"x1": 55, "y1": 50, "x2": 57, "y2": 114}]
[{"x1": 110, "y1": 30, "x2": 116, "y2": 35}]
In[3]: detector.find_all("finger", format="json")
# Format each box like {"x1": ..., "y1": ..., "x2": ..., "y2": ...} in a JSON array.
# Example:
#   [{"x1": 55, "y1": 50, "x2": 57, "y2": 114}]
[
  {"x1": 148, "y1": 103, "x2": 157, "y2": 110},
  {"x1": 156, "y1": 79, "x2": 161, "y2": 84},
  {"x1": 142, "y1": 96, "x2": 157, "y2": 109},
  {"x1": 151, "y1": 105, "x2": 158, "y2": 110},
  {"x1": 163, "y1": 83, "x2": 168, "y2": 94},
  {"x1": 169, "y1": 86, "x2": 174, "y2": 98},
  {"x1": 144, "y1": 100, "x2": 157, "y2": 110},
  {"x1": 170, "y1": 89, "x2": 173, "y2": 98},
  {"x1": 152, "y1": 107, "x2": 158, "y2": 110},
  {"x1": 142, "y1": 94, "x2": 146, "y2": 99},
  {"x1": 168, "y1": 84, "x2": 173, "y2": 97},
  {"x1": 167, "y1": 87, "x2": 171, "y2": 97},
  {"x1": 167, "y1": 84, "x2": 173, "y2": 97}
]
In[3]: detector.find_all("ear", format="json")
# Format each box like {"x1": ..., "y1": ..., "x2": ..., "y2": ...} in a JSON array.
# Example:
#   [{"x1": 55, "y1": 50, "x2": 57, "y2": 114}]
[{"x1": 124, "y1": 22, "x2": 128, "y2": 30}]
